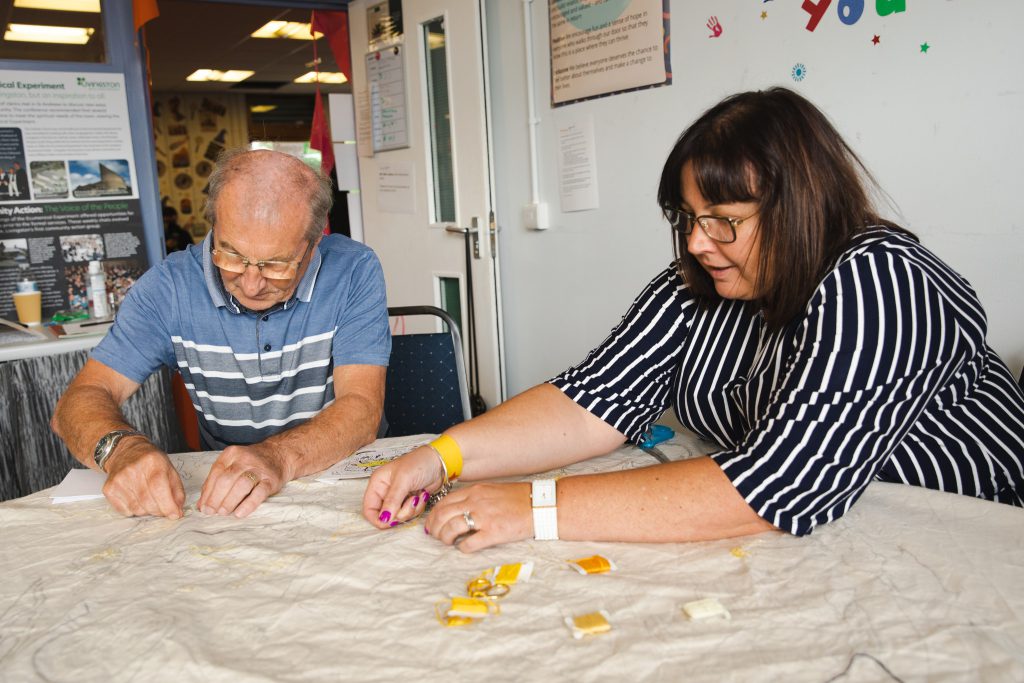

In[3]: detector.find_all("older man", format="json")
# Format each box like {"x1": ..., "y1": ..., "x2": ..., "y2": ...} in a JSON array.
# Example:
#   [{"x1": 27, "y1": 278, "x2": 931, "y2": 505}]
[{"x1": 52, "y1": 149, "x2": 390, "y2": 519}]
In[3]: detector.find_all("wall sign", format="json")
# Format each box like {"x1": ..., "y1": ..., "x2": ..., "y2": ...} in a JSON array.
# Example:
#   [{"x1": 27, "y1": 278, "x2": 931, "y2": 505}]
[
  {"x1": 0, "y1": 70, "x2": 149, "y2": 323},
  {"x1": 365, "y1": 46, "x2": 410, "y2": 152},
  {"x1": 549, "y1": 0, "x2": 671, "y2": 107}
]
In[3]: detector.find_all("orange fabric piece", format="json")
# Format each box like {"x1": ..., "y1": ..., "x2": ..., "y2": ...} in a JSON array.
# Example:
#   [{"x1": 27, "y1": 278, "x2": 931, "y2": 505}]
[
  {"x1": 171, "y1": 371, "x2": 200, "y2": 451},
  {"x1": 133, "y1": 0, "x2": 159, "y2": 32}
]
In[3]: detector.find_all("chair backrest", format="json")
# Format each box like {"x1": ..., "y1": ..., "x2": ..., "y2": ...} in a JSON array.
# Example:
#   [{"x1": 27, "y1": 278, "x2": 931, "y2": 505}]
[{"x1": 385, "y1": 306, "x2": 472, "y2": 437}]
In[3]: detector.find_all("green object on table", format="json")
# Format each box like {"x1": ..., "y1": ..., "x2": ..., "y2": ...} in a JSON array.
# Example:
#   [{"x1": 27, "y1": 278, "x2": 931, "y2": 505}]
[{"x1": 50, "y1": 310, "x2": 90, "y2": 324}]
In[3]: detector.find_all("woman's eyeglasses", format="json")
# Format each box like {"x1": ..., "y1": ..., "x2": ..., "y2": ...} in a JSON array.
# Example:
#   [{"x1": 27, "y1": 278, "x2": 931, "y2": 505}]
[{"x1": 666, "y1": 209, "x2": 758, "y2": 244}]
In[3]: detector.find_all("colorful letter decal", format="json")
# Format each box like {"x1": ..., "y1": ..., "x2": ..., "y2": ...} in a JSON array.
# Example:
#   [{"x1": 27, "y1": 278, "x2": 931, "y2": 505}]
[
  {"x1": 876, "y1": 0, "x2": 906, "y2": 18},
  {"x1": 802, "y1": 0, "x2": 905, "y2": 31},
  {"x1": 801, "y1": 0, "x2": 832, "y2": 32}
]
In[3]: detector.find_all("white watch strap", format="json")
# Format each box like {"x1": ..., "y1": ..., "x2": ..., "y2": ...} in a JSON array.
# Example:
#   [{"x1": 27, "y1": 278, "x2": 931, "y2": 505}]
[
  {"x1": 532, "y1": 479, "x2": 556, "y2": 506},
  {"x1": 531, "y1": 479, "x2": 558, "y2": 540}
]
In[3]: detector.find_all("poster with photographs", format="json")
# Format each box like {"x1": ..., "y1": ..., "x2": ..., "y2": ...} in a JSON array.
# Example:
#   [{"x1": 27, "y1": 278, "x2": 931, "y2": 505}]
[
  {"x1": 151, "y1": 93, "x2": 248, "y2": 244},
  {"x1": 0, "y1": 70, "x2": 150, "y2": 324}
]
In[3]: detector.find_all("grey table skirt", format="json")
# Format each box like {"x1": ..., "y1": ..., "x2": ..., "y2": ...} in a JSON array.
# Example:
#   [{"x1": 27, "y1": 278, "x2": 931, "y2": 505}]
[{"x1": 0, "y1": 349, "x2": 187, "y2": 501}]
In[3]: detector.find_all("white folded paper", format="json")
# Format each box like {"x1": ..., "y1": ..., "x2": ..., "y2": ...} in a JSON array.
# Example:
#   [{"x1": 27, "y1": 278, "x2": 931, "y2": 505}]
[{"x1": 50, "y1": 468, "x2": 107, "y2": 504}]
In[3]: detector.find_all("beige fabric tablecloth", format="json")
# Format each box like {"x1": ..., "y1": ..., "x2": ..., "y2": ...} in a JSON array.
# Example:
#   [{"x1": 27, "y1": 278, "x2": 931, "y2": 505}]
[{"x1": 2, "y1": 434, "x2": 1022, "y2": 682}]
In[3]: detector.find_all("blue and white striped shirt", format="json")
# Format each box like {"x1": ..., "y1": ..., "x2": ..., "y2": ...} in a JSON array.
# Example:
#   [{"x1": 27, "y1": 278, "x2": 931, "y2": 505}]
[
  {"x1": 551, "y1": 227, "x2": 1024, "y2": 535},
  {"x1": 93, "y1": 233, "x2": 391, "y2": 449}
]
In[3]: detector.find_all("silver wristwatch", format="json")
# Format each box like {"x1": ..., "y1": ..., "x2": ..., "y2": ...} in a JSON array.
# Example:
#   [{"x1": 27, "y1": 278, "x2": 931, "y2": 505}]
[{"x1": 93, "y1": 429, "x2": 144, "y2": 471}]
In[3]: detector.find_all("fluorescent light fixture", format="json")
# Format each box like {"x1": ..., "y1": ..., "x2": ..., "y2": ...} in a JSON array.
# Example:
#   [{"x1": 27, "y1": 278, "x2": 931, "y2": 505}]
[
  {"x1": 186, "y1": 69, "x2": 254, "y2": 83},
  {"x1": 4, "y1": 23, "x2": 94, "y2": 44},
  {"x1": 13, "y1": 0, "x2": 101, "y2": 11},
  {"x1": 251, "y1": 20, "x2": 322, "y2": 40},
  {"x1": 294, "y1": 71, "x2": 348, "y2": 84},
  {"x1": 249, "y1": 105, "x2": 278, "y2": 113}
]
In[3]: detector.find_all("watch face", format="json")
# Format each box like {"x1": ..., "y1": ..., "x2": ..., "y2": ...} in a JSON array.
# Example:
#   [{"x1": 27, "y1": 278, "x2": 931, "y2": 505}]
[
  {"x1": 94, "y1": 433, "x2": 114, "y2": 464},
  {"x1": 95, "y1": 430, "x2": 132, "y2": 467}
]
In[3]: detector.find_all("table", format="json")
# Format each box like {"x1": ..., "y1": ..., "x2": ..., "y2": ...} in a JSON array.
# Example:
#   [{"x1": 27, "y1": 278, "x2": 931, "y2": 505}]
[{"x1": 2, "y1": 434, "x2": 1022, "y2": 682}]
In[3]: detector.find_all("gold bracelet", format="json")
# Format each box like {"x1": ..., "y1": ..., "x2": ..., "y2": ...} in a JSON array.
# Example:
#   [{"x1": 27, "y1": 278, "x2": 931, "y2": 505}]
[{"x1": 429, "y1": 434, "x2": 463, "y2": 480}]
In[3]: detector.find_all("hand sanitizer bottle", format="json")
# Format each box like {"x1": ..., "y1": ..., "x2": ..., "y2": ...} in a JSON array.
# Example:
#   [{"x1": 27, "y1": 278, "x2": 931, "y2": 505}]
[{"x1": 88, "y1": 260, "x2": 110, "y2": 319}]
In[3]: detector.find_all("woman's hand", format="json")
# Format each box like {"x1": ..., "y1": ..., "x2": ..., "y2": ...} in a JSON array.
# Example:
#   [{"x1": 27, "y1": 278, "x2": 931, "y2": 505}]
[
  {"x1": 425, "y1": 482, "x2": 533, "y2": 553},
  {"x1": 362, "y1": 446, "x2": 443, "y2": 527}
]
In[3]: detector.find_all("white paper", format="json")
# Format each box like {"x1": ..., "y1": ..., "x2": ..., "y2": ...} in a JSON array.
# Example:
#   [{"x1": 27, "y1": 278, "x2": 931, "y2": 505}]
[
  {"x1": 50, "y1": 468, "x2": 106, "y2": 504},
  {"x1": 557, "y1": 116, "x2": 600, "y2": 212},
  {"x1": 376, "y1": 162, "x2": 415, "y2": 213},
  {"x1": 354, "y1": 87, "x2": 374, "y2": 158},
  {"x1": 315, "y1": 434, "x2": 433, "y2": 482},
  {"x1": 328, "y1": 93, "x2": 357, "y2": 142}
]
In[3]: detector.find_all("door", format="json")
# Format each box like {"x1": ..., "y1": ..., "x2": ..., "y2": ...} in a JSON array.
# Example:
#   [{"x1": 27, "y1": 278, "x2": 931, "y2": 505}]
[{"x1": 348, "y1": 0, "x2": 505, "y2": 408}]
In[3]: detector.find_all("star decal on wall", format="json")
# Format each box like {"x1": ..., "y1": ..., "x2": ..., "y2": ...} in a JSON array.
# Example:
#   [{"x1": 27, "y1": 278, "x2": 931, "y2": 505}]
[
  {"x1": 761, "y1": 11, "x2": 767, "y2": 19},
  {"x1": 920, "y1": 42, "x2": 930, "y2": 53},
  {"x1": 872, "y1": 35, "x2": 880, "y2": 45}
]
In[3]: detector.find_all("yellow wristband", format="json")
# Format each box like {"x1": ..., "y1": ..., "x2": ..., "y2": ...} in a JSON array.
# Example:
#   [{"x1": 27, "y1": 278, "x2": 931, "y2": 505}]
[{"x1": 430, "y1": 434, "x2": 463, "y2": 481}]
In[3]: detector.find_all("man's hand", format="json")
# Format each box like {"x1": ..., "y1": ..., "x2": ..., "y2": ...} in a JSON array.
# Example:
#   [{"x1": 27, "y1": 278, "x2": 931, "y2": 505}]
[
  {"x1": 102, "y1": 438, "x2": 185, "y2": 519},
  {"x1": 198, "y1": 443, "x2": 290, "y2": 518}
]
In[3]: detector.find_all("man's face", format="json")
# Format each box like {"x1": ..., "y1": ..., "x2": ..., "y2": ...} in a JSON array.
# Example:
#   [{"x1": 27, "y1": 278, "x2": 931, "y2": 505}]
[{"x1": 212, "y1": 184, "x2": 319, "y2": 311}]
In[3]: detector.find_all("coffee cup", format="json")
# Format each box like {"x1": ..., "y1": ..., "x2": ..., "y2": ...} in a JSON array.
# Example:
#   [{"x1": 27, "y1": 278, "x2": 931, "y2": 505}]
[{"x1": 13, "y1": 290, "x2": 42, "y2": 326}]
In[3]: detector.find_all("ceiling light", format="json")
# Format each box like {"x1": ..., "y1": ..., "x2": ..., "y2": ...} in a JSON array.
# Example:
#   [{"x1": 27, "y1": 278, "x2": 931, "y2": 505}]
[
  {"x1": 186, "y1": 69, "x2": 254, "y2": 83},
  {"x1": 294, "y1": 71, "x2": 348, "y2": 84},
  {"x1": 249, "y1": 105, "x2": 278, "y2": 113},
  {"x1": 251, "y1": 20, "x2": 322, "y2": 40},
  {"x1": 4, "y1": 23, "x2": 94, "y2": 44},
  {"x1": 13, "y1": 0, "x2": 101, "y2": 11}
]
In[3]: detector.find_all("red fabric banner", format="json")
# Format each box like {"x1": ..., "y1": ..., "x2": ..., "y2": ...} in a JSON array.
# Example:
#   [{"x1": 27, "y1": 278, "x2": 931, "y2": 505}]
[{"x1": 311, "y1": 10, "x2": 352, "y2": 82}]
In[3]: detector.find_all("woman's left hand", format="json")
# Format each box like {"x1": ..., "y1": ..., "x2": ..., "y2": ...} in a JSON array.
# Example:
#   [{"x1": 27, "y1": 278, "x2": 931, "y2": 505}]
[{"x1": 426, "y1": 482, "x2": 533, "y2": 553}]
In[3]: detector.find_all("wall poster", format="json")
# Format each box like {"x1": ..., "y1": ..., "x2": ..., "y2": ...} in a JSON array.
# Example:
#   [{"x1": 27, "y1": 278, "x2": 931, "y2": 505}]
[
  {"x1": 151, "y1": 92, "x2": 249, "y2": 243},
  {"x1": 0, "y1": 70, "x2": 149, "y2": 324},
  {"x1": 549, "y1": 0, "x2": 671, "y2": 107}
]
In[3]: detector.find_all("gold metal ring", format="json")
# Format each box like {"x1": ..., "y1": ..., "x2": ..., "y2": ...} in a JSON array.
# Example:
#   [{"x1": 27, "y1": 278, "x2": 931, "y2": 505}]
[
  {"x1": 243, "y1": 470, "x2": 260, "y2": 486},
  {"x1": 466, "y1": 578, "x2": 491, "y2": 597},
  {"x1": 484, "y1": 583, "x2": 510, "y2": 599}
]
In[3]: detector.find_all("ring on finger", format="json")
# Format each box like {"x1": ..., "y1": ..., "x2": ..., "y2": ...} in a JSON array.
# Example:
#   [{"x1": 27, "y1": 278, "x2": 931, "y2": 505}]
[
  {"x1": 242, "y1": 470, "x2": 260, "y2": 487},
  {"x1": 463, "y1": 510, "x2": 477, "y2": 531}
]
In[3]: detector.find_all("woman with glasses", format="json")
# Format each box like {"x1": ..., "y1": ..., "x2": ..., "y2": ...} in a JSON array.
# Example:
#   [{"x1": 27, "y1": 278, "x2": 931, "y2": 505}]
[{"x1": 363, "y1": 87, "x2": 1024, "y2": 551}]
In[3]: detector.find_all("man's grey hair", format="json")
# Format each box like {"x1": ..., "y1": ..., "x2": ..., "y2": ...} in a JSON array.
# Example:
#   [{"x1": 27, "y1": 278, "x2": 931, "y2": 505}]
[{"x1": 203, "y1": 148, "x2": 334, "y2": 241}]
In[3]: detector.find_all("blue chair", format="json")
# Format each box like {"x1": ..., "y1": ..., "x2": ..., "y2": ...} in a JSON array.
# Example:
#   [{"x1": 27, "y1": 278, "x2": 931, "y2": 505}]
[{"x1": 385, "y1": 306, "x2": 472, "y2": 437}]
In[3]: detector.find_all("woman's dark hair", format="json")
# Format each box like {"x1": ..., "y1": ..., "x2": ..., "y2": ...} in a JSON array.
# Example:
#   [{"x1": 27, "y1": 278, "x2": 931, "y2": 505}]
[{"x1": 658, "y1": 87, "x2": 906, "y2": 330}]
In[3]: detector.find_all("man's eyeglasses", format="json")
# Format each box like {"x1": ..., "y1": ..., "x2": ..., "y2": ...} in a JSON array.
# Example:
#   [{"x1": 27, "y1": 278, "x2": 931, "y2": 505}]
[
  {"x1": 666, "y1": 208, "x2": 758, "y2": 244},
  {"x1": 211, "y1": 241, "x2": 311, "y2": 281}
]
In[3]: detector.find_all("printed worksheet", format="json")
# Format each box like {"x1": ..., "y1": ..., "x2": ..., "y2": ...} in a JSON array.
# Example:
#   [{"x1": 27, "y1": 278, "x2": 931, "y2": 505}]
[{"x1": 315, "y1": 434, "x2": 434, "y2": 482}]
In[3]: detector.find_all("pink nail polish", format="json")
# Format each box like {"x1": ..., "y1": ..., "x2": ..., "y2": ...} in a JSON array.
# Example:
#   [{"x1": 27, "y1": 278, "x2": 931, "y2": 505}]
[
  {"x1": 390, "y1": 521, "x2": 400, "y2": 527},
  {"x1": 379, "y1": 510, "x2": 391, "y2": 523},
  {"x1": 413, "y1": 495, "x2": 420, "y2": 506},
  {"x1": 424, "y1": 526, "x2": 430, "y2": 534}
]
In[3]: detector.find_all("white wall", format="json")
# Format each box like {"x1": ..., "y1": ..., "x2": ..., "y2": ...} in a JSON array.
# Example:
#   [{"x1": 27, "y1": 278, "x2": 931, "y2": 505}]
[{"x1": 485, "y1": 0, "x2": 1024, "y2": 396}]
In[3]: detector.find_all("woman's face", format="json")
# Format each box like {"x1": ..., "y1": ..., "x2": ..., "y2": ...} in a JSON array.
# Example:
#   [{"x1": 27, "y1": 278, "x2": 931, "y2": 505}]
[{"x1": 681, "y1": 162, "x2": 762, "y2": 301}]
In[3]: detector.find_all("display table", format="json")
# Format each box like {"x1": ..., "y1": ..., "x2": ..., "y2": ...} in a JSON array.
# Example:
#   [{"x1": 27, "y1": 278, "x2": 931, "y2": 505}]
[
  {"x1": 0, "y1": 331, "x2": 186, "y2": 501},
  {"x1": 1, "y1": 435, "x2": 1022, "y2": 681}
]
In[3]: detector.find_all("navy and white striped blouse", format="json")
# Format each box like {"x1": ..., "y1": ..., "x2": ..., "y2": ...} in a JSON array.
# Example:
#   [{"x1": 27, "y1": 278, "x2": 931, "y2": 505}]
[{"x1": 550, "y1": 227, "x2": 1024, "y2": 535}]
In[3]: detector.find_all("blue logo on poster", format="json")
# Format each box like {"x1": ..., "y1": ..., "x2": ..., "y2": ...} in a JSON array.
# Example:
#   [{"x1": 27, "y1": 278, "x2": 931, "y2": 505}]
[{"x1": 554, "y1": 0, "x2": 632, "y2": 32}]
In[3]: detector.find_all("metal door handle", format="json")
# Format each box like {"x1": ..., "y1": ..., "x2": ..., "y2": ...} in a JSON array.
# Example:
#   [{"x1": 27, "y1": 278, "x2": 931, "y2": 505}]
[{"x1": 444, "y1": 225, "x2": 479, "y2": 235}]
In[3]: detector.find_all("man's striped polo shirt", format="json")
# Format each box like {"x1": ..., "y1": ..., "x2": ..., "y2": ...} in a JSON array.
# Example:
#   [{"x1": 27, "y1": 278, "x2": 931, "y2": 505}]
[{"x1": 92, "y1": 232, "x2": 391, "y2": 449}]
